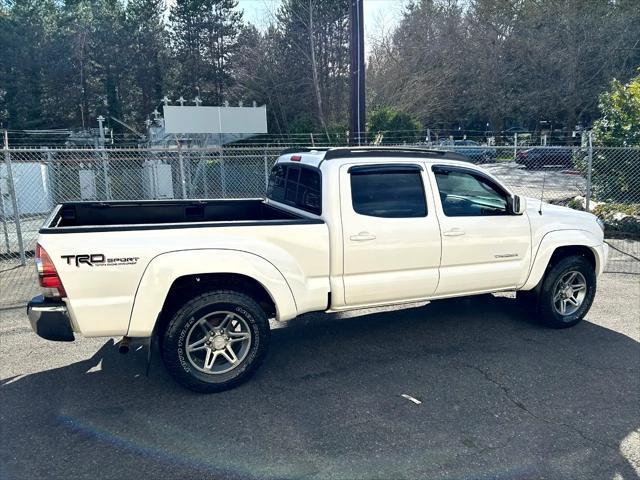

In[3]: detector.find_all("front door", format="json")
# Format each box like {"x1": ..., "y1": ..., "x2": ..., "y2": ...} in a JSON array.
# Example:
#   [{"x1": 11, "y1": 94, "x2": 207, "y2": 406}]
[
  {"x1": 340, "y1": 163, "x2": 441, "y2": 306},
  {"x1": 429, "y1": 165, "x2": 531, "y2": 295}
]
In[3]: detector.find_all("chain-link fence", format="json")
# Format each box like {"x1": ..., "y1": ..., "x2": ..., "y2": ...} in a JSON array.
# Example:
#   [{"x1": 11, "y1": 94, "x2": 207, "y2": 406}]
[{"x1": 1, "y1": 144, "x2": 638, "y2": 308}]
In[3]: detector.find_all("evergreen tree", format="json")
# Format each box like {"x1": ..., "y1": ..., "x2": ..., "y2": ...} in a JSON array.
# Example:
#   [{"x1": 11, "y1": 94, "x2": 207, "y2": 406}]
[
  {"x1": 125, "y1": 0, "x2": 167, "y2": 121},
  {"x1": 169, "y1": 0, "x2": 243, "y2": 105}
]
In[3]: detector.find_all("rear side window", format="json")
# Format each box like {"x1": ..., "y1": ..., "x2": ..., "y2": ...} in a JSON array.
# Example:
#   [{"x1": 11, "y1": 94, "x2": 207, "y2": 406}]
[
  {"x1": 350, "y1": 166, "x2": 427, "y2": 218},
  {"x1": 267, "y1": 164, "x2": 322, "y2": 214}
]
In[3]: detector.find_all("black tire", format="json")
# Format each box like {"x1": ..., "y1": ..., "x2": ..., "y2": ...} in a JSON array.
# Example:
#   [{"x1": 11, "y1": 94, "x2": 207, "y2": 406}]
[
  {"x1": 161, "y1": 290, "x2": 270, "y2": 393},
  {"x1": 537, "y1": 255, "x2": 596, "y2": 328}
]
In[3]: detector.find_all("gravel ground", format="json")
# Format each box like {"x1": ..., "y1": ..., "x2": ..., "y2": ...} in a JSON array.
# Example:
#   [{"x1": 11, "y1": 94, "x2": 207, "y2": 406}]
[{"x1": 1, "y1": 273, "x2": 638, "y2": 480}]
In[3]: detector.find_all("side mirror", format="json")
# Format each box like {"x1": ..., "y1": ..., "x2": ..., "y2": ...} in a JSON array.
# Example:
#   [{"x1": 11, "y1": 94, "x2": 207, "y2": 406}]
[{"x1": 510, "y1": 194, "x2": 526, "y2": 215}]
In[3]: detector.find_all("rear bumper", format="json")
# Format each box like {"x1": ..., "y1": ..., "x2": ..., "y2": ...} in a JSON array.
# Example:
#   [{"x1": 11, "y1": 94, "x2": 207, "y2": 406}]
[{"x1": 27, "y1": 296, "x2": 75, "y2": 342}]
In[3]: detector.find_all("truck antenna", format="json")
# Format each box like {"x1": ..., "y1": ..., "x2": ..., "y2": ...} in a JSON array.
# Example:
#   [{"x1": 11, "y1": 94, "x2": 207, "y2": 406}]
[{"x1": 539, "y1": 168, "x2": 547, "y2": 215}]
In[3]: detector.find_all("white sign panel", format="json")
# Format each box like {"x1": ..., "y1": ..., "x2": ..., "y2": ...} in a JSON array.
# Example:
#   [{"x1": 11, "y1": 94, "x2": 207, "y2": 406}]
[{"x1": 163, "y1": 106, "x2": 267, "y2": 134}]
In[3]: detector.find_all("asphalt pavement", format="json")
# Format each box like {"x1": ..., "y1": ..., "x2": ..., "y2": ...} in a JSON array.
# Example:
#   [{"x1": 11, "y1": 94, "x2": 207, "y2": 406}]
[{"x1": 1, "y1": 273, "x2": 638, "y2": 480}]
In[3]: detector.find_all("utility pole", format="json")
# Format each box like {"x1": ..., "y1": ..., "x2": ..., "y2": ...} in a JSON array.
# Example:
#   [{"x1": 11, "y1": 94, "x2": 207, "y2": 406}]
[{"x1": 349, "y1": 0, "x2": 365, "y2": 145}]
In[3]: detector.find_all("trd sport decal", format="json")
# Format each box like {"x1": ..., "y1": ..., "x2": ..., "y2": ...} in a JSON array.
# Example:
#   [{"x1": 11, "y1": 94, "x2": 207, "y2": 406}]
[{"x1": 61, "y1": 254, "x2": 139, "y2": 267}]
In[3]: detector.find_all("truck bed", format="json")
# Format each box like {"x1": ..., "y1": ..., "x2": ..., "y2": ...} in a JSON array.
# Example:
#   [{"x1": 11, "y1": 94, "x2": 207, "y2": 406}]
[{"x1": 42, "y1": 199, "x2": 320, "y2": 233}]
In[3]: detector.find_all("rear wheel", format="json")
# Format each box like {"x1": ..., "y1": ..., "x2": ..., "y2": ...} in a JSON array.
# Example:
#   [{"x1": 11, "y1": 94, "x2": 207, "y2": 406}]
[
  {"x1": 535, "y1": 255, "x2": 596, "y2": 328},
  {"x1": 161, "y1": 290, "x2": 270, "y2": 393}
]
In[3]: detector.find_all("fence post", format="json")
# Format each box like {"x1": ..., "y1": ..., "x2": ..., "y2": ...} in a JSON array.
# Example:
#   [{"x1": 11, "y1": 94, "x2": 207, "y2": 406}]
[
  {"x1": 0, "y1": 178, "x2": 10, "y2": 254},
  {"x1": 586, "y1": 131, "x2": 593, "y2": 212},
  {"x1": 178, "y1": 144, "x2": 187, "y2": 199},
  {"x1": 514, "y1": 133, "x2": 518, "y2": 160},
  {"x1": 101, "y1": 154, "x2": 111, "y2": 200},
  {"x1": 220, "y1": 148, "x2": 227, "y2": 198},
  {"x1": 3, "y1": 133, "x2": 26, "y2": 266},
  {"x1": 97, "y1": 116, "x2": 112, "y2": 200},
  {"x1": 263, "y1": 148, "x2": 269, "y2": 192}
]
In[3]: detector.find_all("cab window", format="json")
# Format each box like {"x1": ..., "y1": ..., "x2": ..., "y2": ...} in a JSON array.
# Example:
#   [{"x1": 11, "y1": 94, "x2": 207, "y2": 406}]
[
  {"x1": 267, "y1": 164, "x2": 322, "y2": 214},
  {"x1": 350, "y1": 165, "x2": 427, "y2": 218},
  {"x1": 433, "y1": 167, "x2": 508, "y2": 216}
]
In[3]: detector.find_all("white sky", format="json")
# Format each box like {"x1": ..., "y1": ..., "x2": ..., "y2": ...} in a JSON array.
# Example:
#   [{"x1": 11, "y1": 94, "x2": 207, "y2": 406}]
[
  {"x1": 164, "y1": 0, "x2": 408, "y2": 54},
  {"x1": 237, "y1": 0, "x2": 406, "y2": 37}
]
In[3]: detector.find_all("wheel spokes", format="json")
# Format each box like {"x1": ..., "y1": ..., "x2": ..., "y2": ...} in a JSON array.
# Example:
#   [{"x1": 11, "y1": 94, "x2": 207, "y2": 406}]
[
  {"x1": 218, "y1": 314, "x2": 233, "y2": 331},
  {"x1": 221, "y1": 345, "x2": 239, "y2": 364},
  {"x1": 552, "y1": 270, "x2": 589, "y2": 317},
  {"x1": 198, "y1": 318, "x2": 215, "y2": 335},
  {"x1": 564, "y1": 271, "x2": 577, "y2": 284},
  {"x1": 204, "y1": 348, "x2": 219, "y2": 369},
  {"x1": 228, "y1": 331, "x2": 250, "y2": 344},
  {"x1": 185, "y1": 310, "x2": 253, "y2": 374},
  {"x1": 187, "y1": 336, "x2": 208, "y2": 352},
  {"x1": 571, "y1": 282, "x2": 586, "y2": 293},
  {"x1": 558, "y1": 299, "x2": 567, "y2": 314}
]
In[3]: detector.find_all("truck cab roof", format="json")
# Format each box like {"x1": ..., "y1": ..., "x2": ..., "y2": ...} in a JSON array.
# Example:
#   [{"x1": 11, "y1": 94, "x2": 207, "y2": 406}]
[{"x1": 277, "y1": 146, "x2": 472, "y2": 169}]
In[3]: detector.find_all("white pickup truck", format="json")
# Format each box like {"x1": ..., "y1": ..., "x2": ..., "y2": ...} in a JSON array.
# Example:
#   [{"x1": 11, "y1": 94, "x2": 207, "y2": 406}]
[{"x1": 27, "y1": 147, "x2": 608, "y2": 392}]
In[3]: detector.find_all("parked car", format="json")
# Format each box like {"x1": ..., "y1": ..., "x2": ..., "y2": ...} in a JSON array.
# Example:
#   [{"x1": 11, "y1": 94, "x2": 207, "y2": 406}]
[
  {"x1": 515, "y1": 147, "x2": 574, "y2": 169},
  {"x1": 28, "y1": 146, "x2": 607, "y2": 392},
  {"x1": 438, "y1": 139, "x2": 497, "y2": 162}
]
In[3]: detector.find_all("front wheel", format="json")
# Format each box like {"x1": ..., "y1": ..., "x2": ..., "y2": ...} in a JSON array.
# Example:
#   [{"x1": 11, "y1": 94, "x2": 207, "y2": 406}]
[
  {"x1": 537, "y1": 255, "x2": 596, "y2": 328},
  {"x1": 161, "y1": 290, "x2": 270, "y2": 393}
]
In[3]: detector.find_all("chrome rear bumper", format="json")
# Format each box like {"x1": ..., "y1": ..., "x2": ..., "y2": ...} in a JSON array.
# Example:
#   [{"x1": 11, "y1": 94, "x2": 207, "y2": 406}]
[{"x1": 27, "y1": 295, "x2": 75, "y2": 342}]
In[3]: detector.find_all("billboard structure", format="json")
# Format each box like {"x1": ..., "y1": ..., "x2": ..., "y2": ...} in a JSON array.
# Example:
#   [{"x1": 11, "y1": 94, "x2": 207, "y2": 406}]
[
  {"x1": 163, "y1": 106, "x2": 267, "y2": 135},
  {"x1": 149, "y1": 104, "x2": 268, "y2": 147}
]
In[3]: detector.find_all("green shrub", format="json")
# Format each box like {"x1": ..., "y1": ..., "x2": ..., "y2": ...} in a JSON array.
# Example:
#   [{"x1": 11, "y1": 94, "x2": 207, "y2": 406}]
[
  {"x1": 367, "y1": 107, "x2": 422, "y2": 144},
  {"x1": 589, "y1": 73, "x2": 640, "y2": 203}
]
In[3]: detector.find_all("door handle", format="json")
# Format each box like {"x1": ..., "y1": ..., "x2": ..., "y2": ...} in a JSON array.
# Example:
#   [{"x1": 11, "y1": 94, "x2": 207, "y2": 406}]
[
  {"x1": 350, "y1": 232, "x2": 377, "y2": 242},
  {"x1": 443, "y1": 228, "x2": 465, "y2": 237}
]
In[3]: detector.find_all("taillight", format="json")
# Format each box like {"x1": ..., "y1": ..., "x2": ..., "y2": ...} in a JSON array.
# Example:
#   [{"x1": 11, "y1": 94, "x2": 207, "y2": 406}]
[
  {"x1": 35, "y1": 244, "x2": 66, "y2": 297},
  {"x1": 290, "y1": 155, "x2": 302, "y2": 161}
]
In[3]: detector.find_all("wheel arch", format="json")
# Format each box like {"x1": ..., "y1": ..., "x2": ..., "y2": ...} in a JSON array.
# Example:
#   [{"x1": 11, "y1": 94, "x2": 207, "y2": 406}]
[
  {"x1": 520, "y1": 230, "x2": 603, "y2": 291},
  {"x1": 127, "y1": 249, "x2": 298, "y2": 337},
  {"x1": 153, "y1": 273, "x2": 278, "y2": 342}
]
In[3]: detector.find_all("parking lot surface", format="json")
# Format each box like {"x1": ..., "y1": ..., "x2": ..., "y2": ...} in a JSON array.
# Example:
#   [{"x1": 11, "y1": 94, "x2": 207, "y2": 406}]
[{"x1": 1, "y1": 273, "x2": 638, "y2": 480}]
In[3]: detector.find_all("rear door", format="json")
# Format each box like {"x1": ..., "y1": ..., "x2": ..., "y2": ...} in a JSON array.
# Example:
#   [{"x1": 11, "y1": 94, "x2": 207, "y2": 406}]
[
  {"x1": 430, "y1": 165, "x2": 531, "y2": 295},
  {"x1": 339, "y1": 163, "x2": 441, "y2": 306}
]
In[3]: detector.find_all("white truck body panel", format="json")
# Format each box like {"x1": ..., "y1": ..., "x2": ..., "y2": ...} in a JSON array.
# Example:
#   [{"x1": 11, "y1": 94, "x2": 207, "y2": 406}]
[{"x1": 42, "y1": 222, "x2": 329, "y2": 336}]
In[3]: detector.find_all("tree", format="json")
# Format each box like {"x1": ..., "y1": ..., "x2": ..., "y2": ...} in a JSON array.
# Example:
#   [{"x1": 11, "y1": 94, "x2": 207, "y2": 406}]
[
  {"x1": 367, "y1": 0, "x2": 640, "y2": 133},
  {"x1": 589, "y1": 73, "x2": 640, "y2": 203},
  {"x1": 368, "y1": 106, "x2": 422, "y2": 144},
  {"x1": 592, "y1": 74, "x2": 640, "y2": 147},
  {"x1": 273, "y1": 0, "x2": 350, "y2": 136},
  {"x1": 367, "y1": 0, "x2": 466, "y2": 129},
  {"x1": 169, "y1": 0, "x2": 243, "y2": 105},
  {"x1": 230, "y1": 25, "x2": 289, "y2": 134},
  {"x1": 0, "y1": 0, "x2": 60, "y2": 128},
  {"x1": 125, "y1": 0, "x2": 168, "y2": 122}
]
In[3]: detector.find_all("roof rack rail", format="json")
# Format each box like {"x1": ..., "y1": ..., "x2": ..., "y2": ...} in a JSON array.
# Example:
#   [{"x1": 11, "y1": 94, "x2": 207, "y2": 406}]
[
  {"x1": 321, "y1": 146, "x2": 470, "y2": 162},
  {"x1": 279, "y1": 146, "x2": 471, "y2": 163}
]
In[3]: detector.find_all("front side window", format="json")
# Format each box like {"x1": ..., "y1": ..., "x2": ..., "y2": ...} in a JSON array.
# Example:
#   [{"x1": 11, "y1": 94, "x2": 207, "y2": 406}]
[
  {"x1": 350, "y1": 166, "x2": 427, "y2": 218},
  {"x1": 267, "y1": 164, "x2": 321, "y2": 214},
  {"x1": 433, "y1": 167, "x2": 508, "y2": 216}
]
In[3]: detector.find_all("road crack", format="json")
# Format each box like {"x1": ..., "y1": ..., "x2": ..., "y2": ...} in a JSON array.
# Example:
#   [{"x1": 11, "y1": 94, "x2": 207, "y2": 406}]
[{"x1": 459, "y1": 361, "x2": 616, "y2": 452}]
